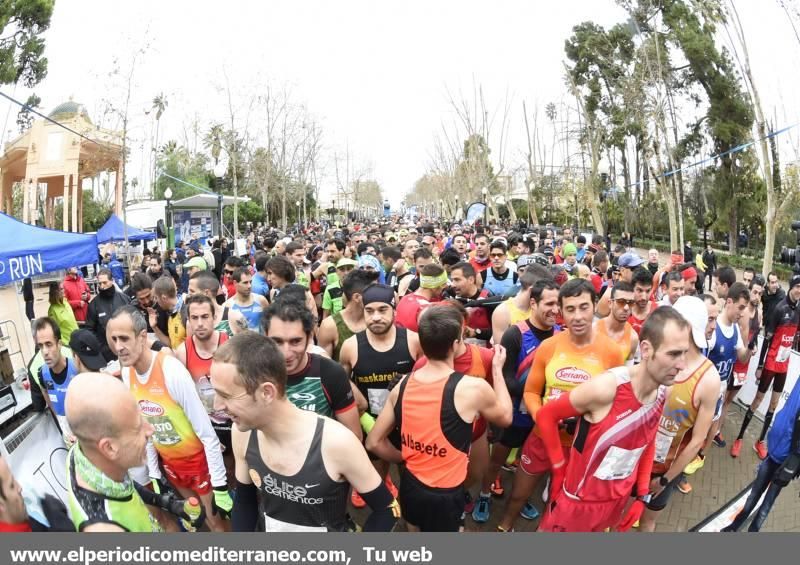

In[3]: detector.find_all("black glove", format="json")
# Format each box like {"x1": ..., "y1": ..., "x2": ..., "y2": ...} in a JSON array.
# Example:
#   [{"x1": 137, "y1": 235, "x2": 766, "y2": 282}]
[
  {"x1": 560, "y1": 417, "x2": 579, "y2": 436},
  {"x1": 773, "y1": 453, "x2": 800, "y2": 487}
]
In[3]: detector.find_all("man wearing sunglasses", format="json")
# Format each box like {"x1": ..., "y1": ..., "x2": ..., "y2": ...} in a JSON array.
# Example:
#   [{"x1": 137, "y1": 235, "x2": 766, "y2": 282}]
[{"x1": 594, "y1": 282, "x2": 639, "y2": 363}]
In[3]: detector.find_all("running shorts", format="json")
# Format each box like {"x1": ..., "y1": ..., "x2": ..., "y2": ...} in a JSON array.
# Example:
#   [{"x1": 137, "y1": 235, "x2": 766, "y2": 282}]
[
  {"x1": 727, "y1": 370, "x2": 748, "y2": 391},
  {"x1": 162, "y1": 453, "x2": 212, "y2": 496},
  {"x1": 645, "y1": 473, "x2": 685, "y2": 512},
  {"x1": 398, "y1": 469, "x2": 465, "y2": 532},
  {"x1": 520, "y1": 433, "x2": 570, "y2": 476},
  {"x1": 757, "y1": 370, "x2": 787, "y2": 395},
  {"x1": 498, "y1": 424, "x2": 533, "y2": 449},
  {"x1": 538, "y1": 493, "x2": 629, "y2": 532}
]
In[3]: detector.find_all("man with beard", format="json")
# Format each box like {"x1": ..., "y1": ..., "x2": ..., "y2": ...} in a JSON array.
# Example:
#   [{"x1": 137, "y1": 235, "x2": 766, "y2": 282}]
[
  {"x1": 762, "y1": 271, "x2": 786, "y2": 330},
  {"x1": 629, "y1": 268, "x2": 657, "y2": 336},
  {"x1": 213, "y1": 334, "x2": 399, "y2": 532},
  {"x1": 340, "y1": 284, "x2": 422, "y2": 508},
  {"x1": 366, "y1": 305, "x2": 512, "y2": 532},
  {"x1": 536, "y1": 307, "x2": 690, "y2": 532},
  {"x1": 85, "y1": 268, "x2": 130, "y2": 361}
]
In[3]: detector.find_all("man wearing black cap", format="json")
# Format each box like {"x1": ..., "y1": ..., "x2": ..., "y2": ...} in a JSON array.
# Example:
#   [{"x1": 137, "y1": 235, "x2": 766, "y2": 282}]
[
  {"x1": 69, "y1": 329, "x2": 111, "y2": 374},
  {"x1": 339, "y1": 283, "x2": 422, "y2": 508}
]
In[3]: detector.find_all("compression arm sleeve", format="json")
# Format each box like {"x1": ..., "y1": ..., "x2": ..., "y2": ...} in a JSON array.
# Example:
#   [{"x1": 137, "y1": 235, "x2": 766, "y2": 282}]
[
  {"x1": 231, "y1": 483, "x2": 259, "y2": 532},
  {"x1": 133, "y1": 482, "x2": 160, "y2": 507},
  {"x1": 636, "y1": 441, "x2": 656, "y2": 497},
  {"x1": 163, "y1": 357, "x2": 227, "y2": 487},
  {"x1": 536, "y1": 391, "x2": 580, "y2": 468},
  {"x1": 360, "y1": 482, "x2": 399, "y2": 532},
  {"x1": 500, "y1": 327, "x2": 523, "y2": 397},
  {"x1": 757, "y1": 333, "x2": 774, "y2": 368}
]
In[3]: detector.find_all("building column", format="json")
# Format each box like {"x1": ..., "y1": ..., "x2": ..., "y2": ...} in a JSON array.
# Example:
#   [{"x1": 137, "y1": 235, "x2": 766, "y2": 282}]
[
  {"x1": 71, "y1": 173, "x2": 79, "y2": 232},
  {"x1": 63, "y1": 174, "x2": 70, "y2": 231},
  {"x1": 77, "y1": 176, "x2": 83, "y2": 232},
  {"x1": 114, "y1": 161, "x2": 123, "y2": 216}
]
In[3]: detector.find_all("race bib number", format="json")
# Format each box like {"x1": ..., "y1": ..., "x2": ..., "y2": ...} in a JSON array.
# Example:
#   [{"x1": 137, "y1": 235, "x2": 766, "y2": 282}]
[
  {"x1": 733, "y1": 371, "x2": 747, "y2": 387},
  {"x1": 593, "y1": 445, "x2": 645, "y2": 481},
  {"x1": 263, "y1": 513, "x2": 327, "y2": 533},
  {"x1": 776, "y1": 345, "x2": 791, "y2": 363},
  {"x1": 368, "y1": 388, "x2": 390, "y2": 415},
  {"x1": 654, "y1": 431, "x2": 674, "y2": 464}
]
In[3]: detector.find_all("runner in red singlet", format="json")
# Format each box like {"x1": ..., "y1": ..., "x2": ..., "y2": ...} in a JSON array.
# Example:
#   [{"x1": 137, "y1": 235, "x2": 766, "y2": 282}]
[
  {"x1": 536, "y1": 307, "x2": 691, "y2": 532},
  {"x1": 629, "y1": 267, "x2": 657, "y2": 336}
]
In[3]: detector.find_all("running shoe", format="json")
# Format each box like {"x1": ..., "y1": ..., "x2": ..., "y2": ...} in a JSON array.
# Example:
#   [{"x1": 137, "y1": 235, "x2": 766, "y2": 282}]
[
  {"x1": 463, "y1": 492, "x2": 475, "y2": 514},
  {"x1": 351, "y1": 489, "x2": 366, "y2": 508},
  {"x1": 385, "y1": 476, "x2": 399, "y2": 498},
  {"x1": 471, "y1": 495, "x2": 492, "y2": 523},
  {"x1": 683, "y1": 455, "x2": 705, "y2": 475},
  {"x1": 519, "y1": 502, "x2": 540, "y2": 520},
  {"x1": 489, "y1": 475, "x2": 505, "y2": 497},
  {"x1": 501, "y1": 460, "x2": 519, "y2": 472},
  {"x1": 754, "y1": 440, "x2": 768, "y2": 460},
  {"x1": 730, "y1": 439, "x2": 742, "y2": 458},
  {"x1": 712, "y1": 433, "x2": 726, "y2": 448},
  {"x1": 677, "y1": 478, "x2": 692, "y2": 494}
]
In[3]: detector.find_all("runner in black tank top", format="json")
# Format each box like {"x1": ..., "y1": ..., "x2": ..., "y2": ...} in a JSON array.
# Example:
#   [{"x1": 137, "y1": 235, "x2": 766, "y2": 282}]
[
  {"x1": 352, "y1": 327, "x2": 415, "y2": 418},
  {"x1": 246, "y1": 417, "x2": 349, "y2": 532}
]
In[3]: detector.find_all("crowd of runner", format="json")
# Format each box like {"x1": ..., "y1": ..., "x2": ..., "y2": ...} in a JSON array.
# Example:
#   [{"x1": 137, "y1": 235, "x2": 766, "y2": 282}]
[{"x1": 1, "y1": 219, "x2": 799, "y2": 533}]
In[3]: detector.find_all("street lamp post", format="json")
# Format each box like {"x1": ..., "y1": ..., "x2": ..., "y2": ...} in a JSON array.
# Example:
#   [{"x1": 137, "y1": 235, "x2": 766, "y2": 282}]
[
  {"x1": 454, "y1": 194, "x2": 460, "y2": 222},
  {"x1": 296, "y1": 200, "x2": 301, "y2": 232},
  {"x1": 481, "y1": 187, "x2": 488, "y2": 227},
  {"x1": 164, "y1": 187, "x2": 173, "y2": 248},
  {"x1": 214, "y1": 163, "x2": 226, "y2": 240}
]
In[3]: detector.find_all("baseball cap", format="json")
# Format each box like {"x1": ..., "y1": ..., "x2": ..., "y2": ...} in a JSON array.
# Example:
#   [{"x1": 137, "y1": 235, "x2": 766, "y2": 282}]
[
  {"x1": 618, "y1": 252, "x2": 645, "y2": 269},
  {"x1": 517, "y1": 255, "x2": 536, "y2": 268},
  {"x1": 184, "y1": 256, "x2": 207, "y2": 271},
  {"x1": 672, "y1": 295, "x2": 708, "y2": 350},
  {"x1": 336, "y1": 258, "x2": 358, "y2": 269},
  {"x1": 562, "y1": 243, "x2": 577, "y2": 256},
  {"x1": 69, "y1": 329, "x2": 107, "y2": 371}
]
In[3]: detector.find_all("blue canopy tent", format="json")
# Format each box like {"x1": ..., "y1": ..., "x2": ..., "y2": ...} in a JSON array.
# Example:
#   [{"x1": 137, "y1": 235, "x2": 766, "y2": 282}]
[
  {"x1": 0, "y1": 211, "x2": 99, "y2": 287},
  {"x1": 96, "y1": 214, "x2": 156, "y2": 244}
]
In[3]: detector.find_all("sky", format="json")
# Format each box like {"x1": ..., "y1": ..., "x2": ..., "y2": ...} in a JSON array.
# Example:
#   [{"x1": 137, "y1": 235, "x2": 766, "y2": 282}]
[{"x1": 2, "y1": 0, "x2": 800, "y2": 207}]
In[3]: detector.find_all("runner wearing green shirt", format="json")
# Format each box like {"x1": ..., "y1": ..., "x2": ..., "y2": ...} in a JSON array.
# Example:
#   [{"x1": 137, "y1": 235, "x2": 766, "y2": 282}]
[
  {"x1": 48, "y1": 282, "x2": 79, "y2": 344},
  {"x1": 322, "y1": 258, "x2": 358, "y2": 318}
]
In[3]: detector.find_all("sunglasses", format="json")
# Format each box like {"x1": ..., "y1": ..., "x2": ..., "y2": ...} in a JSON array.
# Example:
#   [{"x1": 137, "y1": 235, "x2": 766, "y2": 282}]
[
  {"x1": 490, "y1": 252, "x2": 505, "y2": 258},
  {"x1": 614, "y1": 298, "x2": 635, "y2": 308}
]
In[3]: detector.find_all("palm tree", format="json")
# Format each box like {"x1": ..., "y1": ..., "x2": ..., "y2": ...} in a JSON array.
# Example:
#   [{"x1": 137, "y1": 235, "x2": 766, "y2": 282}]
[
  {"x1": 203, "y1": 124, "x2": 225, "y2": 165},
  {"x1": 150, "y1": 93, "x2": 168, "y2": 198}
]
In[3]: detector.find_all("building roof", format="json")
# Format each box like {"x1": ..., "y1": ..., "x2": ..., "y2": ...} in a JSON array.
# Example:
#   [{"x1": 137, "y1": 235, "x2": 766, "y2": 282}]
[{"x1": 48, "y1": 100, "x2": 92, "y2": 124}]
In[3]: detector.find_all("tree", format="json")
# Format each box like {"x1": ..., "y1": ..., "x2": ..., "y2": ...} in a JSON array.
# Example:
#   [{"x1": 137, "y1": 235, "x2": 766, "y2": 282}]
[
  {"x1": 0, "y1": 0, "x2": 53, "y2": 88},
  {"x1": 149, "y1": 93, "x2": 168, "y2": 198}
]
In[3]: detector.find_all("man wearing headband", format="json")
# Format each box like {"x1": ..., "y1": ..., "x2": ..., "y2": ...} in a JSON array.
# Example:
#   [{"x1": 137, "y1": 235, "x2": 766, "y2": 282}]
[
  {"x1": 680, "y1": 265, "x2": 699, "y2": 296},
  {"x1": 339, "y1": 284, "x2": 422, "y2": 509},
  {"x1": 396, "y1": 264, "x2": 449, "y2": 332}
]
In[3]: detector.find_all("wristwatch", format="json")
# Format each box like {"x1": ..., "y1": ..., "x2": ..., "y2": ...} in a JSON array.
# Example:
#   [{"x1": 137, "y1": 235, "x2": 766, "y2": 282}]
[
  {"x1": 659, "y1": 475, "x2": 670, "y2": 487},
  {"x1": 638, "y1": 493, "x2": 653, "y2": 504}
]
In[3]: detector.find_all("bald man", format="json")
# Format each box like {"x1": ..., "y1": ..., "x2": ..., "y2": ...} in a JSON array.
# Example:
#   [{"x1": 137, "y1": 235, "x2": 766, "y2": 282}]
[{"x1": 64, "y1": 373, "x2": 203, "y2": 532}]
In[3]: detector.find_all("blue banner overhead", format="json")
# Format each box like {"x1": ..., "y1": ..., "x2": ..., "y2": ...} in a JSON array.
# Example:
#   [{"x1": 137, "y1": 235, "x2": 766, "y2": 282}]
[{"x1": 0, "y1": 211, "x2": 99, "y2": 286}]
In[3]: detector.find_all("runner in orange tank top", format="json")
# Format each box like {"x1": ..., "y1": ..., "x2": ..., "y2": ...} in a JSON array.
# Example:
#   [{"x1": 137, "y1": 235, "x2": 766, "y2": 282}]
[
  {"x1": 497, "y1": 280, "x2": 622, "y2": 532},
  {"x1": 366, "y1": 305, "x2": 512, "y2": 532},
  {"x1": 594, "y1": 282, "x2": 639, "y2": 363}
]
